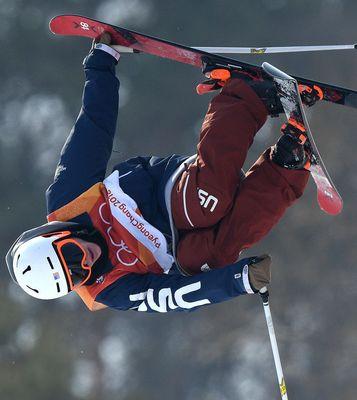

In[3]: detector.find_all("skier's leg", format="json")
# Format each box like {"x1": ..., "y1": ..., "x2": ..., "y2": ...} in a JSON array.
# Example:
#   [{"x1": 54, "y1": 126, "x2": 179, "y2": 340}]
[
  {"x1": 176, "y1": 148, "x2": 309, "y2": 275},
  {"x1": 172, "y1": 79, "x2": 268, "y2": 230}
]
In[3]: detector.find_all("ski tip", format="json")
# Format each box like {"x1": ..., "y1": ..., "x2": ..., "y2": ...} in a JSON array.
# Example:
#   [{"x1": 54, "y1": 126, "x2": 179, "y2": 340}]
[
  {"x1": 49, "y1": 16, "x2": 57, "y2": 34},
  {"x1": 317, "y1": 190, "x2": 343, "y2": 216},
  {"x1": 49, "y1": 15, "x2": 68, "y2": 35},
  {"x1": 354, "y1": 44, "x2": 357, "y2": 49},
  {"x1": 49, "y1": 15, "x2": 101, "y2": 40}
]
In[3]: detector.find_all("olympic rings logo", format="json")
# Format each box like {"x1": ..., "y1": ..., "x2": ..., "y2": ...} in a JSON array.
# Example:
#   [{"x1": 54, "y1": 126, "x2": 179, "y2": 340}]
[{"x1": 98, "y1": 203, "x2": 139, "y2": 266}]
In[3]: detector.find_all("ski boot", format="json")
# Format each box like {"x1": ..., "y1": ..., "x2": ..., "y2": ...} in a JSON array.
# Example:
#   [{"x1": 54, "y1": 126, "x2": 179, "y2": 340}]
[
  {"x1": 271, "y1": 118, "x2": 311, "y2": 170},
  {"x1": 196, "y1": 61, "x2": 258, "y2": 94},
  {"x1": 196, "y1": 62, "x2": 284, "y2": 116}
]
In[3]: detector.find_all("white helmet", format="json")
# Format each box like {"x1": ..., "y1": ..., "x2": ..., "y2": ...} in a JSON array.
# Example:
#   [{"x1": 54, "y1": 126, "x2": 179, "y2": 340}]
[{"x1": 6, "y1": 221, "x2": 99, "y2": 300}]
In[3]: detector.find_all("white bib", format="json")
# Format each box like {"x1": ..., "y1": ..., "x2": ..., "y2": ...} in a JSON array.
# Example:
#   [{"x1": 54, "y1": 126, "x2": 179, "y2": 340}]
[{"x1": 103, "y1": 171, "x2": 174, "y2": 273}]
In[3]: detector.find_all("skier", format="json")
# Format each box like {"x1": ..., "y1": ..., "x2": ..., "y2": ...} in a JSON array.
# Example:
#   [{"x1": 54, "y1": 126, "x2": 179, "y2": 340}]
[{"x1": 6, "y1": 32, "x2": 312, "y2": 313}]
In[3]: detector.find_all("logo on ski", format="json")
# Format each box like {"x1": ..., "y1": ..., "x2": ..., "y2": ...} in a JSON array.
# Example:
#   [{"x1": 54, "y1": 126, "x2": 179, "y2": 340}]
[
  {"x1": 80, "y1": 22, "x2": 90, "y2": 31},
  {"x1": 280, "y1": 377, "x2": 287, "y2": 396},
  {"x1": 73, "y1": 21, "x2": 97, "y2": 33},
  {"x1": 250, "y1": 48, "x2": 267, "y2": 54}
]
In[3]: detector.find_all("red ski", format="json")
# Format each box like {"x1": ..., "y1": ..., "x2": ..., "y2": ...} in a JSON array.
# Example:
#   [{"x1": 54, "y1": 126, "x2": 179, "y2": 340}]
[{"x1": 49, "y1": 14, "x2": 357, "y2": 110}]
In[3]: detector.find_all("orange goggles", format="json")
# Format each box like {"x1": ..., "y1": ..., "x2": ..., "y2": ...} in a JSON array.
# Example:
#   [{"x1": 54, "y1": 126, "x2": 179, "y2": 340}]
[{"x1": 50, "y1": 231, "x2": 92, "y2": 290}]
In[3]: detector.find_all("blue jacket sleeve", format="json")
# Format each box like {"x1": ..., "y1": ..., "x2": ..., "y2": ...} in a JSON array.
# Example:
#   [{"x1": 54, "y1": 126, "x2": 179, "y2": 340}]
[
  {"x1": 46, "y1": 48, "x2": 120, "y2": 214},
  {"x1": 95, "y1": 258, "x2": 256, "y2": 313}
]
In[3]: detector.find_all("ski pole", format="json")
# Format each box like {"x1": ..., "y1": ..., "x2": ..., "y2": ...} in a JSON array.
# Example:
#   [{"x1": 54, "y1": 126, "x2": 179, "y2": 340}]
[
  {"x1": 112, "y1": 44, "x2": 357, "y2": 55},
  {"x1": 192, "y1": 44, "x2": 357, "y2": 54},
  {"x1": 260, "y1": 287, "x2": 288, "y2": 400}
]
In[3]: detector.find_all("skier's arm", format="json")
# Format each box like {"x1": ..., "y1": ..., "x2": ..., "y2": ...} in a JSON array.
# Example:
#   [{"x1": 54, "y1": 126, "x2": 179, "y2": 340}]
[
  {"x1": 46, "y1": 43, "x2": 120, "y2": 213},
  {"x1": 95, "y1": 257, "x2": 269, "y2": 313}
]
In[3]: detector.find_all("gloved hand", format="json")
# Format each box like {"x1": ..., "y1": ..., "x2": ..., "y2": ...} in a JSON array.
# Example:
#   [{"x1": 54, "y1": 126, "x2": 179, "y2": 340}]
[
  {"x1": 91, "y1": 32, "x2": 112, "y2": 50},
  {"x1": 248, "y1": 254, "x2": 272, "y2": 292}
]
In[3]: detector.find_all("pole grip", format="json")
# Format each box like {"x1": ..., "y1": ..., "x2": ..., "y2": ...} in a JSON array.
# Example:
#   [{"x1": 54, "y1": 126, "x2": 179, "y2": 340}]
[{"x1": 259, "y1": 286, "x2": 269, "y2": 304}]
